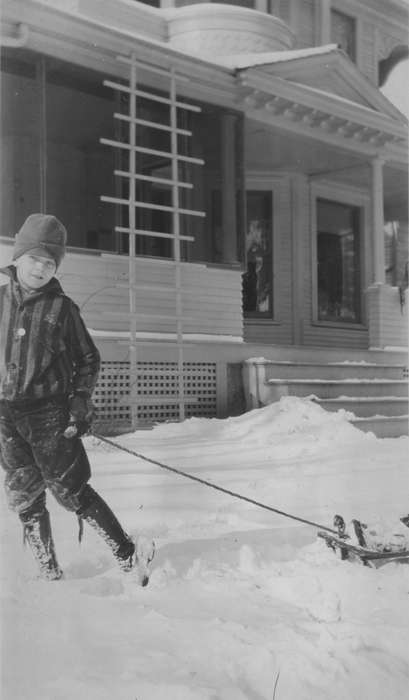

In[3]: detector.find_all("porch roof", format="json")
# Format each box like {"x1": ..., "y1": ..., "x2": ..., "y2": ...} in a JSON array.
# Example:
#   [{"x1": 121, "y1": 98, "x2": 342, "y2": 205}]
[
  {"x1": 2, "y1": 1, "x2": 407, "y2": 164},
  {"x1": 231, "y1": 47, "x2": 408, "y2": 163}
]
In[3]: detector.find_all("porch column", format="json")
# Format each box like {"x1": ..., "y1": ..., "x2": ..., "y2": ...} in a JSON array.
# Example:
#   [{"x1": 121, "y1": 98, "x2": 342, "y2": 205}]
[
  {"x1": 371, "y1": 157, "x2": 386, "y2": 284},
  {"x1": 320, "y1": 0, "x2": 331, "y2": 45},
  {"x1": 221, "y1": 113, "x2": 238, "y2": 263}
]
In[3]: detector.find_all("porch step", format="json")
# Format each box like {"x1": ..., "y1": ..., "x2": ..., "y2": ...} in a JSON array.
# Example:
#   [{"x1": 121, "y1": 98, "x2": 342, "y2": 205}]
[
  {"x1": 350, "y1": 415, "x2": 409, "y2": 439},
  {"x1": 242, "y1": 355, "x2": 409, "y2": 438},
  {"x1": 266, "y1": 378, "x2": 409, "y2": 399},
  {"x1": 315, "y1": 396, "x2": 409, "y2": 418},
  {"x1": 260, "y1": 361, "x2": 406, "y2": 381}
]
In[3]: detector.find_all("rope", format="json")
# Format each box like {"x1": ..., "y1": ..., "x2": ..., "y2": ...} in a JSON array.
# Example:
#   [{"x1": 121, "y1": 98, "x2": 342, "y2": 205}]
[{"x1": 93, "y1": 432, "x2": 340, "y2": 536}]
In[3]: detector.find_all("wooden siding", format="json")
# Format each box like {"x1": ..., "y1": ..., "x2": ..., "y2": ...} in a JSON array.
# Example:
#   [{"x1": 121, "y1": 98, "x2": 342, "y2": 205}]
[
  {"x1": 367, "y1": 284, "x2": 409, "y2": 349},
  {"x1": 0, "y1": 238, "x2": 244, "y2": 338},
  {"x1": 301, "y1": 322, "x2": 369, "y2": 349},
  {"x1": 361, "y1": 20, "x2": 377, "y2": 84},
  {"x1": 296, "y1": 0, "x2": 317, "y2": 48},
  {"x1": 63, "y1": 251, "x2": 243, "y2": 337}
]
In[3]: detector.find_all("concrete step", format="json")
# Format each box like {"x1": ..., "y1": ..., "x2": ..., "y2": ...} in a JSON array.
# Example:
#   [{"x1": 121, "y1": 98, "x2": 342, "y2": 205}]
[
  {"x1": 242, "y1": 345, "x2": 408, "y2": 366},
  {"x1": 262, "y1": 361, "x2": 406, "y2": 381},
  {"x1": 313, "y1": 396, "x2": 409, "y2": 418},
  {"x1": 266, "y1": 378, "x2": 409, "y2": 399},
  {"x1": 351, "y1": 415, "x2": 409, "y2": 438},
  {"x1": 242, "y1": 355, "x2": 409, "y2": 438}
]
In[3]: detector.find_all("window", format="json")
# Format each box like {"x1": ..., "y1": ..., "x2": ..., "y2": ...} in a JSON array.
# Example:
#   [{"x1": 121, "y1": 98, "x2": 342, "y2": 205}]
[
  {"x1": 242, "y1": 191, "x2": 273, "y2": 317},
  {"x1": 316, "y1": 199, "x2": 361, "y2": 323},
  {"x1": 331, "y1": 9, "x2": 356, "y2": 62},
  {"x1": 0, "y1": 50, "x2": 245, "y2": 265},
  {"x1": 45, "y1": 58, "x2": 117, "y2": 250},
  {"x1": 115, "y1": 97, "x2": 244, "y2": 265}
]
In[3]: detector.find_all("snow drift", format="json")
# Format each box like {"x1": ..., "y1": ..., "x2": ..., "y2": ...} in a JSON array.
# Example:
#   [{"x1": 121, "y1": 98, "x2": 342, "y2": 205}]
[{"x1": 1, "y1": 397, "x2": 408, "y2": 700}]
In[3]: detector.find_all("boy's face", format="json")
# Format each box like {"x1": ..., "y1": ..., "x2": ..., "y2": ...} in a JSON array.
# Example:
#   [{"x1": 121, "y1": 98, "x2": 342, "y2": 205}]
[{"x1": 15, "y1": 250, "x2": 57, "y2": 290}]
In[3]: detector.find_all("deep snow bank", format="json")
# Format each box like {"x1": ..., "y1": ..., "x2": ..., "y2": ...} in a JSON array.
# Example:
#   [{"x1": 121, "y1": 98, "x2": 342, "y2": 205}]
[{"x1": 1, "y1": 397, "x2": 408, "y2": 700}]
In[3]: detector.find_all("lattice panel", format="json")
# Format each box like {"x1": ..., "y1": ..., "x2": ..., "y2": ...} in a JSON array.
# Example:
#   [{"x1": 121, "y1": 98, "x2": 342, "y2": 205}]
[
  {"x1": 94, "y1": 360, "x2": 217, "y2": 426},
  {"x1": 94, "y1": 362, "x2": 131, "y2": 423}
]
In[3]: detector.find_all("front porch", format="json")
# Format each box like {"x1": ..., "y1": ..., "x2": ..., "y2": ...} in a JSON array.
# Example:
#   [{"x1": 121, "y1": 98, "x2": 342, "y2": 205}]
[
  {"x1": 1, "y1": 1, "x2": 408, "y2": 434},
  {"x1": 1, "y1": 237, "x2": 407, "y2": 435}
]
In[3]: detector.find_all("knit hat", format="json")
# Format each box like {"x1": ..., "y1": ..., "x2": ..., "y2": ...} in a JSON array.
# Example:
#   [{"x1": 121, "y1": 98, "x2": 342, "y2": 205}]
[{"x1": 13, "y1": 214, "x2": 67, "y2": 268}]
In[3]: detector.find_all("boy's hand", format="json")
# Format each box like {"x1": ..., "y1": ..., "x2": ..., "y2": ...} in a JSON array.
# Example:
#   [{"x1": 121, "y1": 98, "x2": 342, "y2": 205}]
[{"x1": 65, "y1": 394, "x2": 95, "y2": 437}]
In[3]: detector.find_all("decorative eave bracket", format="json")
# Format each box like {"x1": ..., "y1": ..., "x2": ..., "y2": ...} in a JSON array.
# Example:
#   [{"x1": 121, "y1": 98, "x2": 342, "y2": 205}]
[{"x1": 237, "y1": 78, "x2": 406, "y2": 150}]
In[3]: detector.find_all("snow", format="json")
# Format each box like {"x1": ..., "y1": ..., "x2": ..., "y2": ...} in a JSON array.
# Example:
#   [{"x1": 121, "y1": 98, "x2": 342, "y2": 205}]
[
  {"x1": 215, "y1": 44, "x2": 339, "y2": 70},
  {"x1": 1, "y1": 396, "x2": 409, "y2": 700}
]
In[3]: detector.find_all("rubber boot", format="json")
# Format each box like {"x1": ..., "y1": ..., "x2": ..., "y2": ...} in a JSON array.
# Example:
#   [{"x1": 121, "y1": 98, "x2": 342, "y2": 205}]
[
  {"x1": 21, "y1": 498, "x2": 63, "y2": 581},
  {"x1": 76, "y1": 485, "x2": 153, "y2": 584}
]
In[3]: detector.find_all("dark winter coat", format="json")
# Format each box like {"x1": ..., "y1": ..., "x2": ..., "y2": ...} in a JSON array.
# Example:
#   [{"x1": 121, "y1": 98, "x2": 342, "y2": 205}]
[{"x1": 0, "y1": 265, "x2": 100, "y2": 402}]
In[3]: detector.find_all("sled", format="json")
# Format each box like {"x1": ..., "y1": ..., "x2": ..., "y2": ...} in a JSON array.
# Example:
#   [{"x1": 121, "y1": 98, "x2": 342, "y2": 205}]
[
  {"x1": 318, "y1": 530, "x2": 409, "y2": 567},
  {"x1": 318, "y1": 515, "x2": 409, "y2": 568}
]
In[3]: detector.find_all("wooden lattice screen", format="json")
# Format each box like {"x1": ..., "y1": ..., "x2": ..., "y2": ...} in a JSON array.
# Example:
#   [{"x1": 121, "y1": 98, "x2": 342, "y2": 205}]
[
  {"x1": 93, "y1": 360, "x2": 217, "y2": 429},
  {"x1": 100, "y1": 53, "x2": 205, "y2": 427}
]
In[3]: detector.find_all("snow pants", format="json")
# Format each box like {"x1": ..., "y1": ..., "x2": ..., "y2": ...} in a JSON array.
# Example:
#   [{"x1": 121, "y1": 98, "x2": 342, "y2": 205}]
[{"x1": 0, "y1": 396, "x2": 91, "y2": 516}]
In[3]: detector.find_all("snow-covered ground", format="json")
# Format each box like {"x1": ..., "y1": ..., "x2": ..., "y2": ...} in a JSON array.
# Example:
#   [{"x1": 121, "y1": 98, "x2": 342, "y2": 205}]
[{"x1": 1, "y1": 397, "x2": 408, "y2": 700}]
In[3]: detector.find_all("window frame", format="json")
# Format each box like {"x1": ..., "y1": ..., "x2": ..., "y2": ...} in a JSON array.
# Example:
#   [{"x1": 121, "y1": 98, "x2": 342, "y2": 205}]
[
  {"x1": 310, "y1": 182, "x2": 369, "y2": 329},
  {"x1": 243, "y1": 180, "x2": 277, "y2": 322}
]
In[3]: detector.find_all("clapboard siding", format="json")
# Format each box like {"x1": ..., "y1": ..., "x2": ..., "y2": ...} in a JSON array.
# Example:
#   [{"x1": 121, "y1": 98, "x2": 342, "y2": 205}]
[
  {"x1": 243, "y1": 322, "x2": 292, "y2": 345},
  {"x1": 0, "y1": 239, "x2": 243, "y2": 337},
  {"x1": 361, "y1": 20, "x2": 377, "y2": 84},
  {"x1": 302, "y1": 323, "x2": 369, "y2": 349},
  {"x1": 297, "y1": 0, "x2": 316, "y2": 48},
  {"x1": 61, "y1": 250, "x2": 244, "y2": 337},
  {"x1": 275, "y1": 175, "x2": 293, "y2": 335},
  {"x1": 367, "y1": 284, "x2": 408, "y2": 348}
]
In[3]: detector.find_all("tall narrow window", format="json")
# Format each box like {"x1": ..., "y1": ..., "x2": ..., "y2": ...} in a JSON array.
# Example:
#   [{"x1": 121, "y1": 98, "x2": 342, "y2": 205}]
[
  {"x1": 316, "y1": 199, "x2": 361, "y2": 323},
  {"x1": 331, "y1": 9, "x2": 356, "y2": 62},
  {"x1": 243, "y1": 191, "x2": 273, "y2": 317}
]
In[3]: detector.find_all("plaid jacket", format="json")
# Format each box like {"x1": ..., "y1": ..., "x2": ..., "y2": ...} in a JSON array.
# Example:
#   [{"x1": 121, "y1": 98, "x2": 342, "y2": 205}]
[{"x1": 0, "y1": 266, "x2": 100, "y2": 402}]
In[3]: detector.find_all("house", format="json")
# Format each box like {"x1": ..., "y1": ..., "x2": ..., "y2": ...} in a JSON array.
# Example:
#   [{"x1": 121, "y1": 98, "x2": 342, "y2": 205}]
[{"x1": 1, "y1": 0, "x2": 408, "y2": 434}]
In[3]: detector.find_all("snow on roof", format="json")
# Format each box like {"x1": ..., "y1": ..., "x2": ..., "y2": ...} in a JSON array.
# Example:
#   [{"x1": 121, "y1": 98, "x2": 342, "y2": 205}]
[{"x1": 215, "y1": 44, "x2": 340, "y2": 71}]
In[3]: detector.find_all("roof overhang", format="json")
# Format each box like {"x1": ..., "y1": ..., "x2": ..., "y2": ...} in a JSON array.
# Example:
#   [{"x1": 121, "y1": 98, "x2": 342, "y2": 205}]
[
  {"x1": 0, "y1": 0, "x2": 238, "y2": 108},
  {"x1": 233, "y1": 47, "x2": 406, "y2": 121},
  {"x1": 235, "y1": 47, "x2": 408, "y2": 165},
  {"x1": 1, "y1": 1, "x2": 408, "y2": 166}
]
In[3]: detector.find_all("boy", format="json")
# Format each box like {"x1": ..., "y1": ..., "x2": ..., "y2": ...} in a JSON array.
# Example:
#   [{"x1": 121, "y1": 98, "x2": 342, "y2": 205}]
[{"x1": 0, "y1": 213, "x2": 154, "y2": 583}]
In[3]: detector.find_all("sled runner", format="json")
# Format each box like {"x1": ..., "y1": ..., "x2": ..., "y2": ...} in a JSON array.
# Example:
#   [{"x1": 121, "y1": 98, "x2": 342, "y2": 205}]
[{"x1": 318, "y1": 515, "x2": 409, "y2": 568}]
